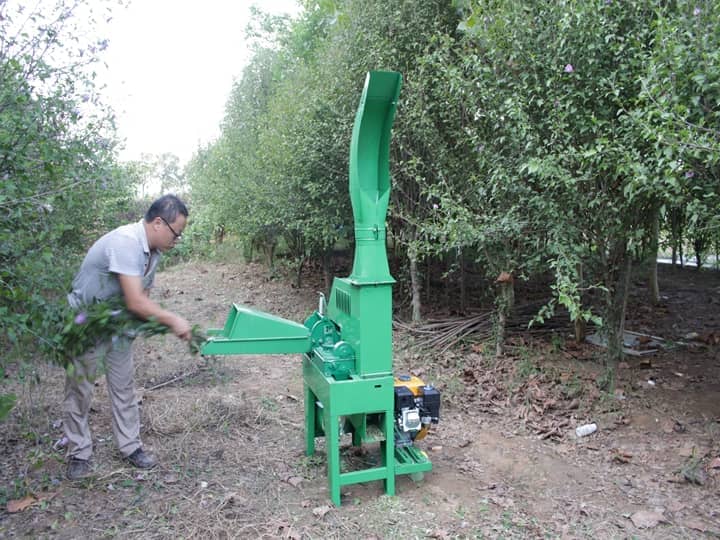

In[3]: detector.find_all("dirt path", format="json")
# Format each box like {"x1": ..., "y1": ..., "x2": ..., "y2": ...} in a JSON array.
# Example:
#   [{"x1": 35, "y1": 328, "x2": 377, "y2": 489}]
[{"x1": 1, "y1": 261, "x2": 719, "y2": 538}]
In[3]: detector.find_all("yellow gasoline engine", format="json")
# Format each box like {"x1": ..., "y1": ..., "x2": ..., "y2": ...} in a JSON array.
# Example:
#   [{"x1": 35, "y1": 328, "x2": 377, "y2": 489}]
[{"x1": 393, "y1": 375, "x2": 441, "y2": 447}]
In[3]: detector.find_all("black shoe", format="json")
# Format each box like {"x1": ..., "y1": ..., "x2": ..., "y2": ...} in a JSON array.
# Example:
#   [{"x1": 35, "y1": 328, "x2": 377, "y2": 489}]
[
  {"x1": 125, "y1": 448, "x2": 157, "y2": 469},
  {"x1": 67, "y1": 457, "x2": 92, "y2": 480}
]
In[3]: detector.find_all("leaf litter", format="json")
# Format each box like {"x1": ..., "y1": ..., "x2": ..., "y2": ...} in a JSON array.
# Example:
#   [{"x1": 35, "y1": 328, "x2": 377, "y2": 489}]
[{"x1": 0, "y1": 261, "x2": 719, "y2": 538}]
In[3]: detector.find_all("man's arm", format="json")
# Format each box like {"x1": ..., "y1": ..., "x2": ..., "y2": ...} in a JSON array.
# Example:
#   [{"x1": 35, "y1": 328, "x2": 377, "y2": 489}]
[{"x1": 118, "y1": 274, "x2": 192, "y2": 340}]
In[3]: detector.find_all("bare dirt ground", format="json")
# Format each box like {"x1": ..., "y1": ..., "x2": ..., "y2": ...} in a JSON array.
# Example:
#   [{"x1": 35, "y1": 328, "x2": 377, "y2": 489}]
[{"x1": 1, "y1": 260, "x2": 719, "y2": 539}]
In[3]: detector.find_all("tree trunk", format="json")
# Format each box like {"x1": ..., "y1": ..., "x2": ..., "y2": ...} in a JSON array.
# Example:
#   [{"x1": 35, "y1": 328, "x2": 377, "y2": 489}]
[
  {"x1": 669, "y1": 206, "x2": 684, "y2": 269},
  {"x1": 679, "y1": 239, "x2": 684, "y2": 268},
  {"x1": 409, "y1": 247, "x2": 422, "y2": 322},
  {"x1": 443, "y1": 253, "x2": 451, "y2": 311},
  {"x1": 295, "y1": 255, "x2": 306, "y2": 289},
  {"x1": 425, "y1": 259, "x2": 431, "y2": 305},
  {"x1": 574, "y1": 262, "x2": 586, "y2": 344},
  {"x1": 648, "y1": 204, "x2": 661, "y2": 304},
  {"x1": 495, "y1": 275, "x2": 514, "y2": 358},
  {"x1": 694, "y1": 231, "x2": 708, "y2": 271},
  {"x1": 602, "y1": 250, "x2": 632, "y2": 390},
  {"x1": 215, "y1": 225, "x2": 225, "y2": 244},
  {"x1": 322, "y1": 250, "x2": 332, "y2": 295},
  {"x1": 459, "y1": 249, "x2": 466, "y2": 314}
]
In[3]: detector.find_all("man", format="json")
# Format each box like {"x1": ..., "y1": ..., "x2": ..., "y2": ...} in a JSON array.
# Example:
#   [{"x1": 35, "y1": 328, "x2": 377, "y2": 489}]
[{"x1": 64, "y1": 194, "x2": 192, "y2": 480}]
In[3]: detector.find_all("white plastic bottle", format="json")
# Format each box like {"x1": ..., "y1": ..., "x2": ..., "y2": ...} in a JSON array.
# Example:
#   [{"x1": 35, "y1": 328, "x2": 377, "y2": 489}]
[{"x1": 575, "y1": 423, "x2": 597, "y2": 437}]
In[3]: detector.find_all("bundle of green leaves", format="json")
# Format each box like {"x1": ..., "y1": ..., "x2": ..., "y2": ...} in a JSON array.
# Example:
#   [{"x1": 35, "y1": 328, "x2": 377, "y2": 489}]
[{"x1": 44, "y1": 298, "x2": 207, "y2": 369}]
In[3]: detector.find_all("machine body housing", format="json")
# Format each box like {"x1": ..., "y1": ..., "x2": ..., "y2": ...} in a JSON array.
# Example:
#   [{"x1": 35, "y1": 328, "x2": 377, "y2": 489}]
[{"x1": 201, "y1": 71, "x2": 440, "y2": 506}]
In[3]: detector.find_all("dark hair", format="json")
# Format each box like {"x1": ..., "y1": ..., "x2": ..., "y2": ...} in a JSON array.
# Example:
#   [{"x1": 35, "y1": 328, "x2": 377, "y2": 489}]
[{"x1": 145, "y1": 194, "x2": 188, "y2": 223}]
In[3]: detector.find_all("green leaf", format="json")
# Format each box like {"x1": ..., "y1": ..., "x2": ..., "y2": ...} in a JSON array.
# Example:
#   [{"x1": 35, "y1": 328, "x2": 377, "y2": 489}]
[{"x1": 0, "y1": 393, "x2": 17, "y2": 421}]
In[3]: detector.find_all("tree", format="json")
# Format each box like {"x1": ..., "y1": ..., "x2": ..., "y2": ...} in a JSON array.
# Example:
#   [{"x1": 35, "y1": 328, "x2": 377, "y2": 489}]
[
  {"x1": 440, "y1": 1, "x2": 694, "y2": 379},
  {"x1": 187, "y1": 29, "x2": 290, "y2": 267},
  {"x1": 185, "y1": 0, "x2": 719, "y2": 385},
  {"x1": 635, "y1": 1, "x2": 720, "y2": 271},
  {"x1": 0, "y1": 0, "x2": 128, "y2": 415}
]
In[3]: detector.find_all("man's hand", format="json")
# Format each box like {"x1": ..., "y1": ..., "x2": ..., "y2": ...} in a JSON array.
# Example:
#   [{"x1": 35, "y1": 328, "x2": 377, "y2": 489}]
[
  {"x1": 169, "y1": 315, "x2": 192, "y2": 341},
  {"x1": 119, "y1": 274, "x2": 192, "y2": 341}
]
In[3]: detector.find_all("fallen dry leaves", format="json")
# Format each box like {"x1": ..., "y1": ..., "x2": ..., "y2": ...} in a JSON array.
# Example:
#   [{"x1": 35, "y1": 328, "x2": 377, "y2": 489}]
[
  {"x1": 312, "y1": 505, "x2": 332, "y2": 518},
  {"x1": 630, "y1": 509, "x2": 665, "y2": 529},
  {"x1": 6, "y1": 496, "x2": 37, "y2": 513},
  {"x1": 611, "y1": 449, "x2": 633, "y2": 464},
  {"x1": 6, "y1": 491, "x2": 56, "y2": 513}
]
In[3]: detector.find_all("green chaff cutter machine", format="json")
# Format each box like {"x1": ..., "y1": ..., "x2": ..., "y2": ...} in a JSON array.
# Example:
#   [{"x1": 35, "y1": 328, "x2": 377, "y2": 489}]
[{"x1": 201, "y1": 71, "x2": 440, "y2": 506}]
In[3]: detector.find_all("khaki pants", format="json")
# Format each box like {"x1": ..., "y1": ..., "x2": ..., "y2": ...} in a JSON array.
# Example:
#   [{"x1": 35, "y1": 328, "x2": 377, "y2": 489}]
[{"x1": 63, "y1": 336, "x2": 141, "y2": 460}]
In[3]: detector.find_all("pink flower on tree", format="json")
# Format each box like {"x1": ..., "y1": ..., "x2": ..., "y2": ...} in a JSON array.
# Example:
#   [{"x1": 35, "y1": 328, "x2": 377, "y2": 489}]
[
  {"x1": 564, "y1": 64, "x2": 574, "y2": 73},
  {"x1": 74, "y1": 312, "x2": 87, "y2": 325}
]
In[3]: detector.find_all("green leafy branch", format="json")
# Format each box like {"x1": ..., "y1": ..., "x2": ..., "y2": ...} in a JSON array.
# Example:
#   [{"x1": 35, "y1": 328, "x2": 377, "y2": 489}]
[{"x1": 42, "y1": 298, "x2": 207, "y2": 369}]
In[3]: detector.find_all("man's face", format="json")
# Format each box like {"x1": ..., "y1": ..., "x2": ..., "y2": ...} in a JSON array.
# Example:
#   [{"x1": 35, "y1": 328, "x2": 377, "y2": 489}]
[{"x1": 156, "y1": 214, "x2": 187, "y2": 251}]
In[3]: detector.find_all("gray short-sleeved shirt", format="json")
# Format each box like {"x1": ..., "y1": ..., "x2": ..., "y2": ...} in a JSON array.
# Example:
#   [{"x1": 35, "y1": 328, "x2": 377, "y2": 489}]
[{"x1": 67, "y1": 220, "x2": 161, "y2": 308}]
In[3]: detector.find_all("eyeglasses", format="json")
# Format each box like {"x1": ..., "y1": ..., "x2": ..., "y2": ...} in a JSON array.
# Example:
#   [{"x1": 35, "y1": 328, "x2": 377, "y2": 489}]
[{"x1": 160, "y1": 217, "x2": 182, "y2": 240}]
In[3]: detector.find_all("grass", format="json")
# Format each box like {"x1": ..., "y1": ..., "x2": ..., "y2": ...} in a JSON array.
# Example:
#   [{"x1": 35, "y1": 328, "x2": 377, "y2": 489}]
[
  {"x1": 260, "y1": 396, "x2": 279, "y2": 412},
  {"x1": 3, "y1": 260, "x2": 718, "y2": 539},
  {"x1": 561, "y1": 373, "x2": 584, "y2": 399},
  {"x1": 515, "y1": 356, "x2": 540, "y2": 382}
]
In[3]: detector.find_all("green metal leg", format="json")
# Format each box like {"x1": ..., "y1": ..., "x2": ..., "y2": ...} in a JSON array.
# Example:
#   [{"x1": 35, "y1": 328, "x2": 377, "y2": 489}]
[
  {"x1": 327, "y1": 411, "x2": 341, "y2": 506},
  {"x1": 383, "y1": 411, "x2": 395, "y2": 496},
  {"x1": 304, "y1": 384, "x2": 316, "y2": 456},
  {"x1": 352, "y1": 414, "x2": 362, "y2": 446}
]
